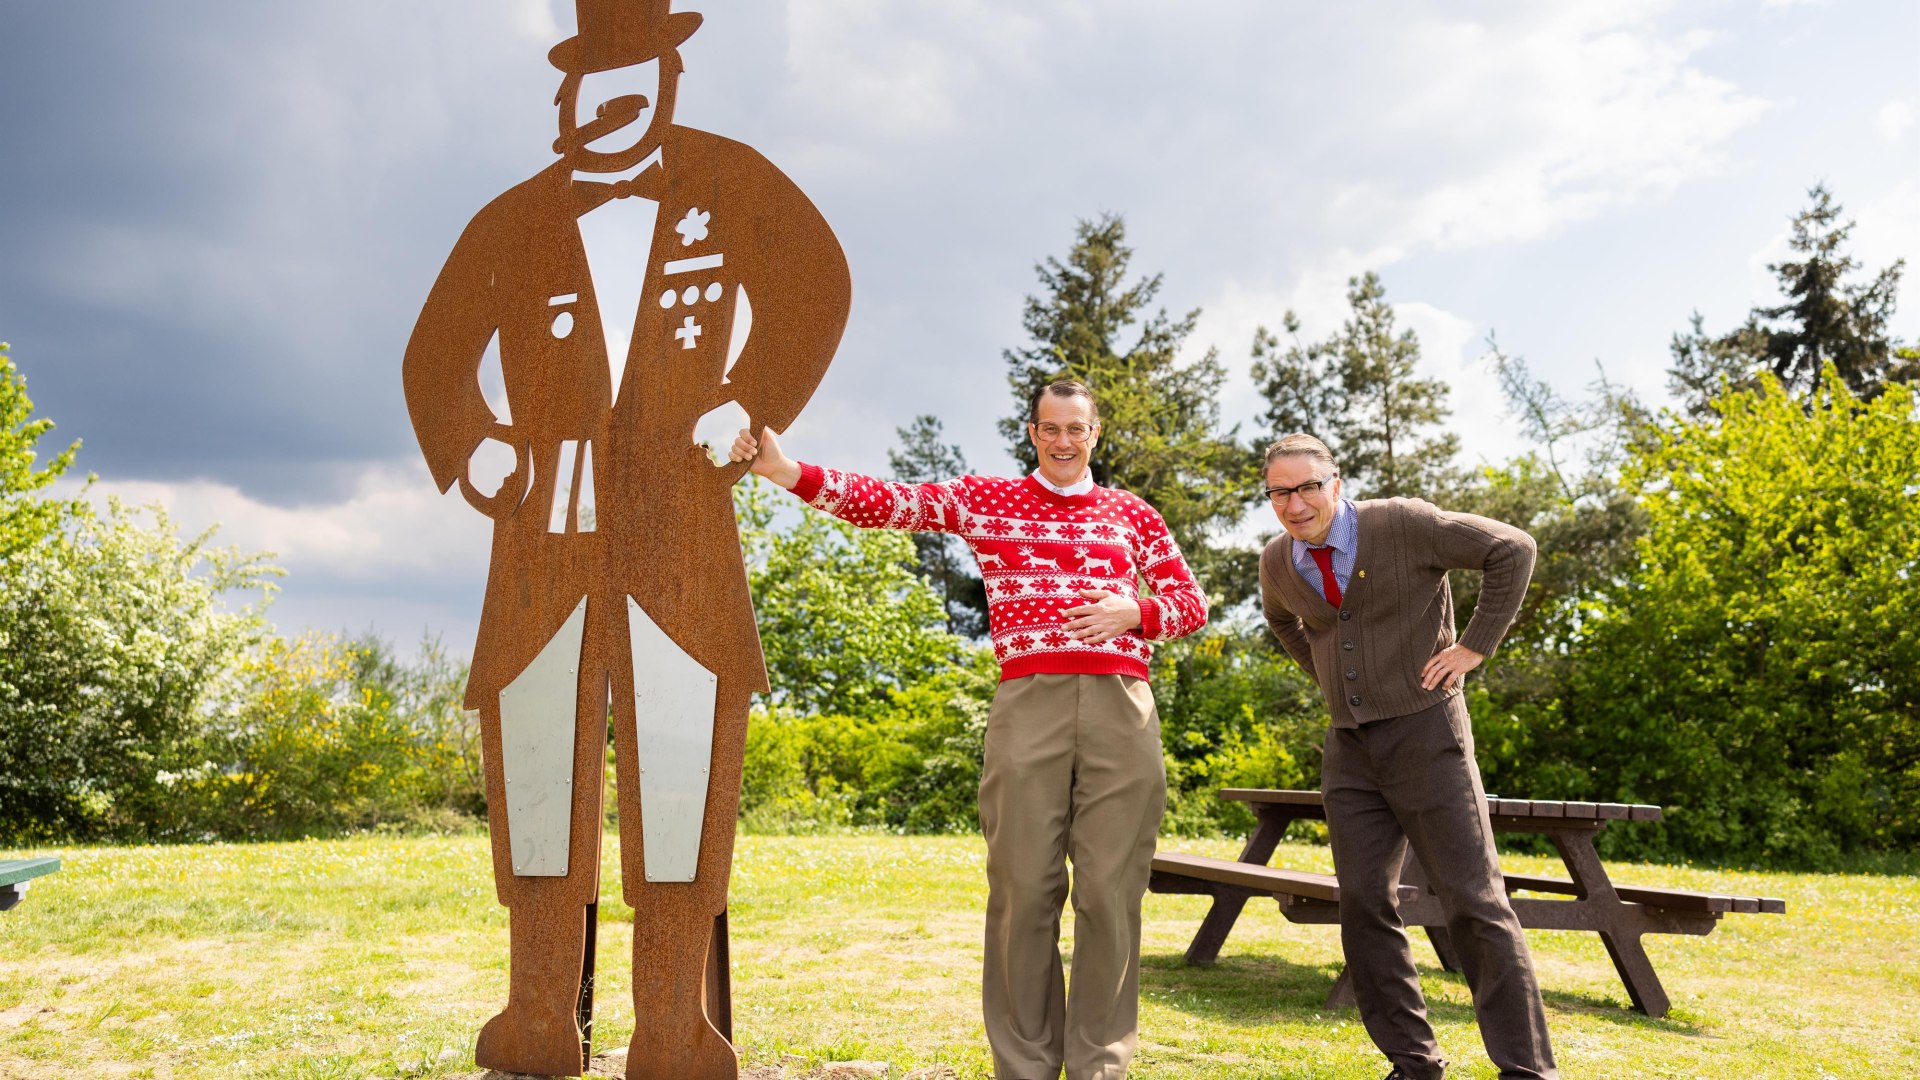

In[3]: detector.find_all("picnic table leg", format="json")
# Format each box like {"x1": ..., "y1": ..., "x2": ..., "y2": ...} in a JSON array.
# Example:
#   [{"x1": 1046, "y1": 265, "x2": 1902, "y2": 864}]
[
  {"x1": 1183, "y1": 808, "x2": 1294, "y2": 965},
  {"x1": 1599, "y1": 928, "x2": 1669, "y2": 1017},
  {"x1": 1396, "y1": 850, "x2": 1462, "y2": 973},
  {"x1": 1549, "y1": 829, "x2": 1672, "y2": 1017}
]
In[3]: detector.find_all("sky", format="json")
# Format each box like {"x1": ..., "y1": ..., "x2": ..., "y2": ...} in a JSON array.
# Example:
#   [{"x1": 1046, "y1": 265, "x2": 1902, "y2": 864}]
[{"x1": 1, "y1": 0, "x2": 1916, "y2": 654}]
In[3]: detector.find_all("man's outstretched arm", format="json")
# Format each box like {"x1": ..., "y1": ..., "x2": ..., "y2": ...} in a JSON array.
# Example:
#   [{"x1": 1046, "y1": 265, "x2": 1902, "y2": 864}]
[{"x1": 729, "y1": 426, "x2": 967, "y2": 535}]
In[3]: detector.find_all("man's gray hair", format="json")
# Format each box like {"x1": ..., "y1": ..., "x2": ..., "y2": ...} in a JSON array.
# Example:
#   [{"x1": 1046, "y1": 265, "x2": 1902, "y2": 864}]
[{"x1": 1263, "y1": 433, "x2": 1337, "y2": 471}]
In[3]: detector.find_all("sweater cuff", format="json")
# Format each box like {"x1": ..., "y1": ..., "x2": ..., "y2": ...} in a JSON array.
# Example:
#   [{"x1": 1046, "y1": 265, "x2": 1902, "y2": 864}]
[
  {"x1": 1460, "y1": 623, "x2": 1507, "y2": 659},
  {"x1": 1137, "y1": 597, "x2": 1163, "y2": 640},
  {"x1": 791, "y1": 462, "x2": 825, "y2": 502}
]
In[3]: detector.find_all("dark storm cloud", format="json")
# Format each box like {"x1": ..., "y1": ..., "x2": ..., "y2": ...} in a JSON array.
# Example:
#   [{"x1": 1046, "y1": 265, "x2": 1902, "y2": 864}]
[{"x1": 0, "y1": 1, "x2": 563, "y2": 500}]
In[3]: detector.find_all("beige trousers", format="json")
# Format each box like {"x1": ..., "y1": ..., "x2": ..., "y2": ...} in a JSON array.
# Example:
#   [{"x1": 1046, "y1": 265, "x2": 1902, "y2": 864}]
[{"x1": 979, "y1": 673, "x2": 1166, "y2": 1080}]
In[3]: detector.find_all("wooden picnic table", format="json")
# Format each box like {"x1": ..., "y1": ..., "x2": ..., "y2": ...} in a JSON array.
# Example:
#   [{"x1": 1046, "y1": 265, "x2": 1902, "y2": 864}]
[{"x1": 1149, "y1": 789, "x2": 1785, "y2": 1017}]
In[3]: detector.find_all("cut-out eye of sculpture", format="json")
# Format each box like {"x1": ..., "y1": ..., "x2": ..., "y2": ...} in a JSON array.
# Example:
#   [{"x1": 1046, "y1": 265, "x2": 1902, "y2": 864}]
[
  {"x1": 704, "y1": 282, "x2": 723, "y2": 302},
  {"x1": 551, "y1": 311, "x2": 575, "y2": 338},
  {"x1": 681, "y1": 285, "x2": 699, "y2": 305},
  {"x1": 658, "y1": 289, "x2": 677, "y2": 309}
]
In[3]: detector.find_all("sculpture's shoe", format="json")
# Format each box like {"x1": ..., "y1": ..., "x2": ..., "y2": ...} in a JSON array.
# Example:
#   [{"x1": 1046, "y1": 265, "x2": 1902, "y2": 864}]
[
  {"x1": 475, "y1": 1004, "x2": 586, "y2": 1077},
  {"x1": 623, "y1": 1019, "x2": 737, "y2": 1080}
]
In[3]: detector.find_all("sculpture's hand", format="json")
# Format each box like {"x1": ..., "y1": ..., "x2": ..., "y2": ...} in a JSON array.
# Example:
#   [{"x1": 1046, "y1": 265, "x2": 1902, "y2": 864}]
[
  {"x1": 693, "y1": 400, "x2": 753, "y2": 469},
  {"x1": 457, "y1": 423, "x2": 531, "y2": 519},
  {"x1": 730, "y1": 426, "x2": 802, "y2": 489}
]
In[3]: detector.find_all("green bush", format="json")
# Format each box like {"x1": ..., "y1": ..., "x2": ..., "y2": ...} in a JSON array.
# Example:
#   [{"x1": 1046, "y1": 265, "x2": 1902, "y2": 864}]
[
  {"x1": 0, "y1": 500, "x2": 277, "y2": 842},
  {"x1": 1512, "y1": 370, "x2": 1920, "y2": 866},
  {"x1": 1150, "y1": 621, "x2": 1323, "y2": 837},
  {"x1": 741, "y1": 649, "x2": 995, "y2": 835}
]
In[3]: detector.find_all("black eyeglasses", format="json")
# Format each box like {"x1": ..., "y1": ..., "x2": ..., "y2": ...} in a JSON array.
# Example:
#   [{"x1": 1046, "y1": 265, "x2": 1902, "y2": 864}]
[{"x1": 1264, "y1": 474, "x2": 1337, "y2": 502}]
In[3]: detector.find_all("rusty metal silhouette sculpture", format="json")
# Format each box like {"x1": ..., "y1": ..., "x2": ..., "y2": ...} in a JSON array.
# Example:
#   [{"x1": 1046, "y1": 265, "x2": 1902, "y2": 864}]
[{"x1": 402, "y1": 2, "x2": 850, "y2": 1075}]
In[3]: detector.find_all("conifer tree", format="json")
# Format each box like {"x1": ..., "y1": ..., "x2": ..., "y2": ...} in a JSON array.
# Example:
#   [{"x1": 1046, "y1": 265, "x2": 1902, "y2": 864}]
[
  {"x1": 1251, "y1": 272, "x2": 1458, "y2": 499},
  {"x1": 999, "y1": 215, "x2": 1250, "y2": 602}
]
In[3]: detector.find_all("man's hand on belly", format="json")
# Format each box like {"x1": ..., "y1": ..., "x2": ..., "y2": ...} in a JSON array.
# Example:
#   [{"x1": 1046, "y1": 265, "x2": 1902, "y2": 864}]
[{"x1": 1063, "y1": 589, "x2": 1142, "y2": 645}]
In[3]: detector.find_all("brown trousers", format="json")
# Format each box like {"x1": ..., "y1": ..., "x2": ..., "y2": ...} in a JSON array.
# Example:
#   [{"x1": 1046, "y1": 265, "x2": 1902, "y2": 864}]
[
  {"x1": 979, "y1": 673, "x2": 1166, "y2": 1080},
  {"x1": 1322, "y1": 695, "x2": 1558, "y2": 1080}
]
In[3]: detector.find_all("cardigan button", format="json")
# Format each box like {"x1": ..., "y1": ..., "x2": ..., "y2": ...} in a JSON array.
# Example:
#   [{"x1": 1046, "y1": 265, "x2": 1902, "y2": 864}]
[
  {"x1": 1342, "y1": 640, "x2": 1354, "y2": 651},
  {"x1": 1345, "y1": 669, "x2": 1358, "y2": 681},
  {"x1": 1348, "y1": 695, "x2": 1362, "y2": 707},
  {"x1": 1339, "y1": 610, "x2": 1351, "y2": 621}
]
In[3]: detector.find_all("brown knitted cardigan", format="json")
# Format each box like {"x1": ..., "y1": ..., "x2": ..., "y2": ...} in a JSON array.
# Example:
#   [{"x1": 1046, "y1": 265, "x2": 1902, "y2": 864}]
[{"x1": 1259, "y1": 497, "x2": 1537, "y2": 728}]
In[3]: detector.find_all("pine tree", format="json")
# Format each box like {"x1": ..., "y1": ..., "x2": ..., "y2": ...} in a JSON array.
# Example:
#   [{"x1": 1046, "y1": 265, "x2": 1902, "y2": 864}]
[
  {"x1": 888, "y1": 415, "x2": 988, "y2": 638},
  {"x1": 1668, "y1": 184, "x2": 1908, "y2": 415},
  {"x1": 998, "y1": 215, "x2": 1251, "y2": 604},
  {"x1": 1251, "y1": 272, "x2": 1458, "y2": 499}
]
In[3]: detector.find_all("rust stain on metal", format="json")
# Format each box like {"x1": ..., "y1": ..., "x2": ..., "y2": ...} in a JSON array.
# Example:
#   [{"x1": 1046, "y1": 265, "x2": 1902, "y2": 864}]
[{"x1": 401, "y1": 1, "x2": 850, "y2": 1074}]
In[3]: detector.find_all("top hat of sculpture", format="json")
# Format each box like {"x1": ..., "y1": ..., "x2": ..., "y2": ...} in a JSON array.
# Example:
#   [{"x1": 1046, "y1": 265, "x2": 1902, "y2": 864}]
[{"x1": 550, "y1": 0, "x2": 702, "y2": 73}]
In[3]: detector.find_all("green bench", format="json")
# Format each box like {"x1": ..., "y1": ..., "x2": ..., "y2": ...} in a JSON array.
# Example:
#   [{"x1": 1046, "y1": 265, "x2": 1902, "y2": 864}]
[{"x1": 0, "y1": 857, "x2": 61, "y2": 912}]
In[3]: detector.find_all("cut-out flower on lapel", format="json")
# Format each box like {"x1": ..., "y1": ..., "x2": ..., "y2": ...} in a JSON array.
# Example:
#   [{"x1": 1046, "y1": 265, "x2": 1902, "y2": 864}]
[{"x1": 675, "y1": 207, "x2": 711, "y2": 246}]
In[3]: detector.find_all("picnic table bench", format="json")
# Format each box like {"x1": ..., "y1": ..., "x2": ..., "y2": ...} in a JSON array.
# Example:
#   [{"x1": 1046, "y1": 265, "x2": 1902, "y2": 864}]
[
  {"x1": 1149, "y1": 789, "x2": 1785, "y2": 1017},
  {"x1": 0, "y1": 857, "x2": 60, "y2": 912}
]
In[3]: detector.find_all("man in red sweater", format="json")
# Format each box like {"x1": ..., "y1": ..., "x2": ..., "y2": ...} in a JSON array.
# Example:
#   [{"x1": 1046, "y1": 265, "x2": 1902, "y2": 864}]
[{"x1": 731, "y1": 380, "x2": 1207, "y2": 1080}]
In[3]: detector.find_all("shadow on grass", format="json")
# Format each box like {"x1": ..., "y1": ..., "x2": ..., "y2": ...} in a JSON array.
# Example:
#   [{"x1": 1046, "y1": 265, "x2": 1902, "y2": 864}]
[{"x1": 1143, "y1": 951, "x2": 1707, "y2": 1036}]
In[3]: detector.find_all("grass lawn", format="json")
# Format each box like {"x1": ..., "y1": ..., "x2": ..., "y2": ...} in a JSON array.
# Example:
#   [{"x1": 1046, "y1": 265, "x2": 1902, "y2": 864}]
[{"x1": 1, "y1": 831, "x2": 1915, "y2": 1078}]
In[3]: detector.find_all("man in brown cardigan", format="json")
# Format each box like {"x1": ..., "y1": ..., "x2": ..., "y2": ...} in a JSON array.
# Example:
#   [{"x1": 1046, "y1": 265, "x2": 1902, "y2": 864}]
[{"x1": 1258, "y1": 434, "x2": 1557, "y2": 1080}]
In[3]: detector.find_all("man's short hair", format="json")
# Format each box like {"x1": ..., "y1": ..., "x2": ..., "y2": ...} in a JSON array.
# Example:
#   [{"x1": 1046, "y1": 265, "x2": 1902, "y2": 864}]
[
  {"x1": 1263, "y1": 433, "x2": 1337, "y2": 472},
  {"x1": 1028, "y1": 379, "x2": 1101, "y2": 425}
]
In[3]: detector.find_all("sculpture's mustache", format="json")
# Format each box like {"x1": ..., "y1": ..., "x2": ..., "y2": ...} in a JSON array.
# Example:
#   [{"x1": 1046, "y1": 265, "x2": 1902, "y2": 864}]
[{"x1": 554, "y1": 94, "x2": 649, "y2": 155}]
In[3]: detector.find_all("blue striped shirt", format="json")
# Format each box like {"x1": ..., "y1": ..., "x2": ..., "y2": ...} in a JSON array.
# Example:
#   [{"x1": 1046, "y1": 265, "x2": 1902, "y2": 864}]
[{"x1": 1291, "y1": 498, "x2": 1358, "y2": 600}]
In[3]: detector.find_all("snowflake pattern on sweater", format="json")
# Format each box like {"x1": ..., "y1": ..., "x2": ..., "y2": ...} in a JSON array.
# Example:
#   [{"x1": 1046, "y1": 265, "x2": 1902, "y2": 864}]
[{"x1": 791, "y1": 464, "x2": 1209, "y2": 681}]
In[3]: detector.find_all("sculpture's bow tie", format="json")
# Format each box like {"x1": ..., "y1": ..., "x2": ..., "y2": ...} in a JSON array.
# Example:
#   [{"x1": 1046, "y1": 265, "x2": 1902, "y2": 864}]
[{"x1": 575, "y1": 170, "x2": 663, "y2": 204}]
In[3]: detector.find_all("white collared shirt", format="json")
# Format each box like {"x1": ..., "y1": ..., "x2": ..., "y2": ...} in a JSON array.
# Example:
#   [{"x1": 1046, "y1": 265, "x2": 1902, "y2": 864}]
[{"x1": 1031, "y1": 470, "x2": 1095, "y2": 497}]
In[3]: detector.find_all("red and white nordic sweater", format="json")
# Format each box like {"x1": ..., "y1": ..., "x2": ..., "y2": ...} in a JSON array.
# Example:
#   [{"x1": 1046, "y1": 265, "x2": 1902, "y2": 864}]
[{"x1": 791, "y1": 464, "x2": 1209, "y2": 682}]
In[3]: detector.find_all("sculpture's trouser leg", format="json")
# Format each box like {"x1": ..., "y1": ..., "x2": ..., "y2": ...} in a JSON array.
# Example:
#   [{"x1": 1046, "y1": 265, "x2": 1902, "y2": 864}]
[
  {"x1": 614, "y1": 611, "x2": 750, "y2": 1080},
  {"x1": 476, "y1": 598, "x2": 611, "y2": 1078}
]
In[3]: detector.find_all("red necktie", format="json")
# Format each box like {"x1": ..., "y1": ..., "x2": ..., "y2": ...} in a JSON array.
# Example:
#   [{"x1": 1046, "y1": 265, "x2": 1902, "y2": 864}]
[{"x1": 1309, "y1": 546, "x2": 1342, "y2": 608}]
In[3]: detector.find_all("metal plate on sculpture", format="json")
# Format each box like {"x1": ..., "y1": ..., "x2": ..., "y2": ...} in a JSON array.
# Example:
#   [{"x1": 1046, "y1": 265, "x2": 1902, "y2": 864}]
[
  {"x1": 627, "y1": 595, "x2": 717, "y2": 882},
  {"x1": 499, "y1": 597, "x2": 587, "y2": 877}
]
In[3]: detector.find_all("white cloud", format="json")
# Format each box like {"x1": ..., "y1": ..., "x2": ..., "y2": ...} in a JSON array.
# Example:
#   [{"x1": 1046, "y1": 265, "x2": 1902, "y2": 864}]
[
  {"x1": 781, "y1": 0, "x2": 1047, "y2": 140},
  {"x1": 1337, "y1": 5, "x2": 1771, "y2": 253},
  {"x1": 1876, "y1": 99, "x2": 1916, "y2": 142},
  {"x1": 58, "y1": 463, "x2": 490, "y2": 585},
  {"x1": 511, "y1": 0, "x2": 561, "y2": 42}
]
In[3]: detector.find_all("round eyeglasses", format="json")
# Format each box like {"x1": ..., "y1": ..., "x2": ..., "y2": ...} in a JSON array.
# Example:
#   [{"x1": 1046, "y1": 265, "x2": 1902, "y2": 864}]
[{"x1": 1031, "y1": 422, "x2": 1097, "y2": 443}]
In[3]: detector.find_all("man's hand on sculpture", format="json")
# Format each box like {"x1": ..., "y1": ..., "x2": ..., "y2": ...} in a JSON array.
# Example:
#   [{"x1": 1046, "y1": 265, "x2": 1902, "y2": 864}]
[
  {"x1": 728, "y1": 426, "x2": 802, "y2": 489},
  {"x1": 1420, "y1": 643, "x2": 1485, "y2": 691},
  {"x1": 1062, "y1": 588, "x2": 1143, "y2": 645}
]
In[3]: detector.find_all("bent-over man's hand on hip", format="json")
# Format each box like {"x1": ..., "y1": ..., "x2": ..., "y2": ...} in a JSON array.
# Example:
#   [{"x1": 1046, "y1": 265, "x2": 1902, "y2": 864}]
[{"x1": 1420, "y1": 643, "x2": 1485, "y2": 692}]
